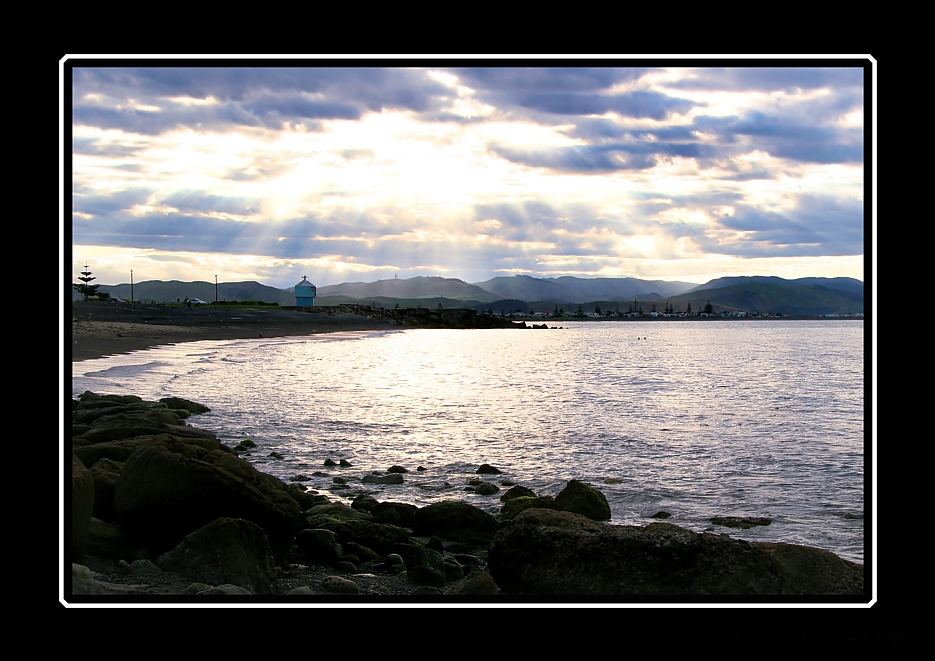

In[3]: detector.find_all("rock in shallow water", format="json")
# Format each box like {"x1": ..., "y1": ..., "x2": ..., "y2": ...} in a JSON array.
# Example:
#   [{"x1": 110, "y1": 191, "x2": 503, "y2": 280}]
[
  {"x1": 554, "y1": 479, "x2": 611, "y2": 521},
  {"x1": 158, "y1": 396, "x2": 210, "y2": 414},
  {"x1": 412, "y1": 501, "x2": 498, "y2": 545},
  {"x1": 362, "y1": 473, "x2": 403, "y2": 485},
  {"x1": 476, "y1": 464, "x2": 501, "y2": 475},
  {"x1": 488, "y1": 509, "x2": 862, "y2": 596},
  {"x1": 710, "y1": 516, "x2": 772, "y2": 529},
  {"x1": 475, "y1": 482, "x2": 500, "y2": 496},
  {"x1": 500, "y1": 485, "x2": 535, "y2": 502}
]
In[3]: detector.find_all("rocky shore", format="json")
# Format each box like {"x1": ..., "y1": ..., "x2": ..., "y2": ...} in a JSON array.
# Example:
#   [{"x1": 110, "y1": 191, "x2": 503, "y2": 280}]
[{"x1": 69, "y1": 392, "x2": 864, "y2": 600}]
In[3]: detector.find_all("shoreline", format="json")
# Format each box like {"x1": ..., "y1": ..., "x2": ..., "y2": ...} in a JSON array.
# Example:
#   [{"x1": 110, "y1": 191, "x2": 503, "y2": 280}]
[
  {"x1": 69, "y1": 392, "x2": 865, "y2": 600},
  {"x1": 71, "y1": 320, "x2": 395, "y2": 362}
]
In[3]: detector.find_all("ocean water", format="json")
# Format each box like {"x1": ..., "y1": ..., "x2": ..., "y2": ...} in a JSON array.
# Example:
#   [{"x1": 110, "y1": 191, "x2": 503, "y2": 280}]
[{"x1": 71, "y1": 320, "x2": 866, "y2": 562}]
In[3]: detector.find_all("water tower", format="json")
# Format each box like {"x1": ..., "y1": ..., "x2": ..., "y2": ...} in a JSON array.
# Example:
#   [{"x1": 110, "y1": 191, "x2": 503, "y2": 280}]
[{"x1": 294, "y1": 276, "x2": 317, "y2": 307}]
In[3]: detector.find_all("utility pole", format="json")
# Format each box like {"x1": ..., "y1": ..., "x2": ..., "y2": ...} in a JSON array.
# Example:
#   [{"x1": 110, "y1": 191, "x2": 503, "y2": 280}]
[
  {"x1": 215, "y1": 274, "x2": 218, "y2": 303},
  {"x1": 130, "y1": 269, "x2": 134, "y2": 304}
]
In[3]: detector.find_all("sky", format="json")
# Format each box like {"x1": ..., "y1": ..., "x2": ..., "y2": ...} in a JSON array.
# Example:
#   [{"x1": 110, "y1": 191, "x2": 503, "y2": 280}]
[{"x1": 69, "y1": 62, "x2": 866, "y2": 288}]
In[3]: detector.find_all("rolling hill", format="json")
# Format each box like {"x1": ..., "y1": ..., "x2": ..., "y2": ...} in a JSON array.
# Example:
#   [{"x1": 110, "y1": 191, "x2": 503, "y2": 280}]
[
  {"x1": 317, "y1": 276, "x2": 500, "y2": 302},
  {"x1": 689, "y1": 276, "x2": 864, "y2": 297},
  {"x1": 75, "y1": 280, "x2": 295, "y2": 305},
  {"x1": 474, "y1": 275, "x2": 697, "y2": 303},
  {"x1": 668, "y1": 280, "x2": 863, "y2": 316}
]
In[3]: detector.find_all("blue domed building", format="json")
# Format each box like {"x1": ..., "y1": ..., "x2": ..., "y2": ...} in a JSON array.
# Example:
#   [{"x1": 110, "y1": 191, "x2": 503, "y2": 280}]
[{"x1": 294, "y1": 276, "x2": 317, "y2": 307}]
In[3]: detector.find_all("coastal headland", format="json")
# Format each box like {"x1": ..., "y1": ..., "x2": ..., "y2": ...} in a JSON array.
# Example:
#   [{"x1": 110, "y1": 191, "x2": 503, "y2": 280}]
[
  {"x1": 68, "y1": 392, "x2": 865, "y2": 600},
  {"x1": 71, "y1": 301, "x2": 525, "y2": 362}
]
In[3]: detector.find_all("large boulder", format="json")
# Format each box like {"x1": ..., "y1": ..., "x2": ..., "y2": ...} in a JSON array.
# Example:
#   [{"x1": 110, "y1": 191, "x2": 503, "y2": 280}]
[
  {"x1": 89, "y1": 458, "x2": 123, "y2": 521},
  {"x1": 158, "y1": 396, "x2": 211, "y2": 414},
  {"x1": 72, "y1": 401, "x2": 174, "y2": 425},
  {"x1": 157, "y1": 518, "x2": 274, "y2": 593},
  {"x1": 488, "y1": 511, "x2": 863, "y2": 596},
  {"x1": 78, "y1": 392, "x2": 143, "y2": 404},
  {"x1": 304, "y1": 502, "x2": 371, "y2": 523},
  {"x1": 301, "y1": 518, "x2": 411, "y2": 554},
  {"x1": 500, "y1": 495, "x2": 557, "y2": 519},
  {"x1": 412, "y1": 501, "x2": 498, "y2": 545},
  {"x1": 86, "y1": 518, "x2": 143, "y2": 560},
  {"x1": 71, "y1": 454, "x2": 95, "y2": 559},
  {"x1": 446, "y1": 570, "x2": 501, "y2": 595},
  {"x1": 75, "y1": 417, "x2": 217, "y2": 446},
  {"x1": 390, "y1": 543, "x2": 447, "y2": 587},
  {"x1": 114, "y1": 436, "x2": 300, "y2": 550},
  {"x1": 372, "y1": 501, "x2": 419, "y2": 527},
  {"x1": 554, "y1": 479, "x2": 611, "y2": 521},
  {"x1": 76, "y1": 433, "x2": 220, "y2": 467}
]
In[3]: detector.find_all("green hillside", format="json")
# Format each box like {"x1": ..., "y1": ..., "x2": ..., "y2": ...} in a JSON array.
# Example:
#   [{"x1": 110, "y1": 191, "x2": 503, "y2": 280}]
[
  {"x1": 668, "y1": 282, "x2": 863, "y2": 316},
  {"x1": 81, "y1": 280, "x2": 295, "y2": 305}
]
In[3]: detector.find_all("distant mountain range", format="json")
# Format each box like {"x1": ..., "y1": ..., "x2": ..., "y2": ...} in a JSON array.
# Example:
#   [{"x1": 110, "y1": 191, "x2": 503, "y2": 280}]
[
  {"x1": 73, "y1": 280, "x2": 296, "y2": 305},
  {"x1": 474, "y1": 275, "x2": 697, "y2": 302},
  {"x1": 72, "y1": 274, "x2": 864, "y2": 316},
  {"x1": 318, "y1": 276, "x2": 500, "y2": 302}
]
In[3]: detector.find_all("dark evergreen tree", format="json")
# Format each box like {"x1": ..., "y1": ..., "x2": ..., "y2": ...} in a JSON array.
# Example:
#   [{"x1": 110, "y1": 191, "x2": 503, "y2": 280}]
[
  {"x1": 595, "y1": 304, "x2": 602, "y2": 315},
  {"x1": 703, "y1": 300, "x2": 713, "y2": 315},
  {"x1": 74, "y1": 264, "x2": 99, "y2": 300},
  {"x1": 687, "y1": 302, "x2": 692, "y2": 315}
]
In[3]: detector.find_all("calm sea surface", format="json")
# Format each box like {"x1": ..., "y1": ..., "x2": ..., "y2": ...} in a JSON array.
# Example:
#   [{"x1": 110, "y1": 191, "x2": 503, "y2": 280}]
[{"x1": 72, "y1": 320, "x2": 865, "y2": 562}]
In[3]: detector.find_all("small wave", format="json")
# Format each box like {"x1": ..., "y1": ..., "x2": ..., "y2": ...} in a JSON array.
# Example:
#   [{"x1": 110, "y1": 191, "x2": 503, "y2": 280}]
[{"x1": 82, "y1": 361, "x2": 167, "y2": 378}]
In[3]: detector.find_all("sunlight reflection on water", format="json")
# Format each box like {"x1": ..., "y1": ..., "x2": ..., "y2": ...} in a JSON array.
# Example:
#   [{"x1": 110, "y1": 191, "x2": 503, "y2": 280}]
[{"x1": 72, "y1": 320, "x2": 865, "y2": 561}]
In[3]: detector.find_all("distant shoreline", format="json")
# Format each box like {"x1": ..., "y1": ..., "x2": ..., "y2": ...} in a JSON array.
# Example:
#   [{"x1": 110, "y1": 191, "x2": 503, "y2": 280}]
[
  {"x1": 516, "y1": 315, "x2": 865, "y2": 323},
  {"x1": 70, "y1": 302, "x2": 396, "y2": 362},
  {"x1": 69, "y1": 301, "x2": 862, "y2": 362}
]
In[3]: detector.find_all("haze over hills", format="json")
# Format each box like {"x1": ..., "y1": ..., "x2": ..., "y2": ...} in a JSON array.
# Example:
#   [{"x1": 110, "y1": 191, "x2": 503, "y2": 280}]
[
  {"x1": 688, "y1": 276, "x2": 864, "y2": 297},
  {"x1": 668, "y1": 280, "x2": 863, "y2": 316},
  {"x1": 72, "y1": 274, "x2": 865, "y2": 316},
  {"x1": 74, "y1": 280, "x2": 295, "y2": 305},
  {"x1": 317, "y1": 276, "x2": 500, "y2": 302},
  {"x1": 474, "y1": 275, "x2": 697, "y2": 303}
]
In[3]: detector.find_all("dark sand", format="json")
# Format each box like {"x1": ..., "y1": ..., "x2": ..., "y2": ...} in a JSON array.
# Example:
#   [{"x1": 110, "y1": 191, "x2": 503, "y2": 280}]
[{"x1": 71, "y1": 301, "x2": 396, "y2": 362}]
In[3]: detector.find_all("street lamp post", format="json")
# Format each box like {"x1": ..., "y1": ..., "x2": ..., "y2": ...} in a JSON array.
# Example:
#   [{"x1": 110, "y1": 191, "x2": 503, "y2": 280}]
[
  {"x1": 130, "y1": 269, "x2": 134, "y2": 304},
  {"x1": 215, "y1": 274, "x2": 218, "y2": 303}
]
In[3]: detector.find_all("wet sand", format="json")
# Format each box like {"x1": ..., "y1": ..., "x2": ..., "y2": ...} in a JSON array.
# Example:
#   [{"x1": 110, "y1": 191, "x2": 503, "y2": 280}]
[{"x1": 71, "y1": 302, "x2": 396, "y2": 361}]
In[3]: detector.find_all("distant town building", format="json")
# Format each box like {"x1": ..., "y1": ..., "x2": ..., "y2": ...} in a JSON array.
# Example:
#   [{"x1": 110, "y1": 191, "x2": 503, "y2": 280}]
[{"x1": 294, "y1": 276, "x2": 317, "y2": 307}]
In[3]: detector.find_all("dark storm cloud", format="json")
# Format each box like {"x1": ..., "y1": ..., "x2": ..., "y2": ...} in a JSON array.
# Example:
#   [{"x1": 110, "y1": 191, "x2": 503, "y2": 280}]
[
  {"x1": 667, "y1": 67, "x2": 864, "y2": 91},
  {"x1": 490, "y1": 138, "x2": 716, "y2": 173},
  {"x1": 455, "y1": 67, "x2": 649, "y2": 92},
  {"x1": 453, "y1": 68, "x2": 697, "y2": 120},
  {"x1": 693, "y1": 112, "x2": 863, "y2": 164},
  {"x1": 73, "y1": 67, "x2": 452, "y2": 133},
  {"x1": 509, "y1": 90, "x2": 696, "y2": 119},
  {"x1": 642, "y1": 194, "x2": 863, "y2": 258},
  {"x1": 720, "y1": 195, "x2": 863, "y2": 250},
  {"x1": 74, "y1": 189, "x2": 153, "y2": 216}
]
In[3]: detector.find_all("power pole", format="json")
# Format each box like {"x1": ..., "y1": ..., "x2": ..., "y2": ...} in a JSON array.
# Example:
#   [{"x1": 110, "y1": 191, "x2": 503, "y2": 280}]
[
  {"x1": 215, "y1": 274, "x2": 218, "y2": 303},
  {"x1": 130, "y1": 269, "x2": 134, "y2": 304}
]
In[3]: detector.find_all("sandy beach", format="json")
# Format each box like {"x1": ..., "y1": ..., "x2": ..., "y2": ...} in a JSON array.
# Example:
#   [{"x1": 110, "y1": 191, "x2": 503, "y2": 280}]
[{"x1": 70, "y1": 301, "x2": 396, "y2": 362}]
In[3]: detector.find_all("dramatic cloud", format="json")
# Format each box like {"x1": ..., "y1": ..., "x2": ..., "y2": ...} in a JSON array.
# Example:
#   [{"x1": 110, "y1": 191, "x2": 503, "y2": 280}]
[
  {"x1": 69, "y1": 62, "x2": 868, "y2": 287},
  {"x1": 668, "y1": 67, "x2": 864, "y2": 92}
]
